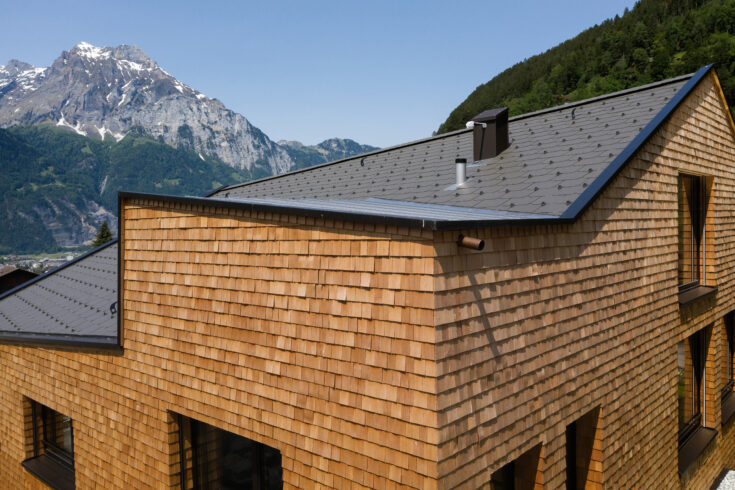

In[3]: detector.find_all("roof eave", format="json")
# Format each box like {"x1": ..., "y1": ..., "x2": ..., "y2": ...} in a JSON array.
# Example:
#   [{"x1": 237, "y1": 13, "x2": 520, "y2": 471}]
[
  {"x1": 120, "y1": 191, "x2": 567, "y2": 231},
  {"x1": 0, "y1": 331, "x2": 121, "y2": 350}
]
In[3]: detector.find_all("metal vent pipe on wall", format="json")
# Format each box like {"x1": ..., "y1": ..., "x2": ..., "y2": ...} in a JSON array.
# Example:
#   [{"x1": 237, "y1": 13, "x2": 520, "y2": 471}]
[{"x1": 458, "y1": 234, "x2": 484, "y2": 250}]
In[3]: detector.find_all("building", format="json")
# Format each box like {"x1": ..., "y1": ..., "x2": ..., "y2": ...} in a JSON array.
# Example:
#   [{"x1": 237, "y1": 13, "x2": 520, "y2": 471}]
[
  {"x1": 0, "y1": 266, "x2": 37, "y2": 295},
  {"x1": 1, "y1": 65, "x2": 734, "y2": 489}
]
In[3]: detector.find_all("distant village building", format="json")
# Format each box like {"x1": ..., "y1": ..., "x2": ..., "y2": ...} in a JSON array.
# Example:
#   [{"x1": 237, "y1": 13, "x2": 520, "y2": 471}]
[
  {"x1": 1, "y1": 65, "x2": 735, "y2": 489},
  {"x1": 0, "y1": 266, "x2": 37, "y2": 295}
]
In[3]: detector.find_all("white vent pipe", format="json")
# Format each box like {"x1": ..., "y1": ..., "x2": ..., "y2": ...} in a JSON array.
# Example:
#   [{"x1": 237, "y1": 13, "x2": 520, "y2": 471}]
[{"x1": 456, "y1": 158, "x2": 467, "y2": 186}]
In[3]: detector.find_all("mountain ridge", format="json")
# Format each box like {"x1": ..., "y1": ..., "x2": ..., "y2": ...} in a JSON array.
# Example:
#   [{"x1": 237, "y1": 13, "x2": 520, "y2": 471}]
[
  {"x1": 0, "y1": 41, "x2": 294, "y2": 175},
  {"x1": 0, "y1": 42, "x2": 380, "y2": 254},
  {"x1": 278, "y1": 138, "x2": 379, "y2": 170}
]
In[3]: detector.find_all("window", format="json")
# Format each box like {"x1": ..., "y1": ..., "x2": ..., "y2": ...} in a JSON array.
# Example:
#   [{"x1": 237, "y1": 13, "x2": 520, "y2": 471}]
[
  {"x1": 22, "y1": 399, "x2": 75, "y2": 490},
  {"x1": 677, "y1": 174, "x2": 717, "y2": 306},
  {"x1": 490, "y1": 443, "x2": 543, "y2": 490},
  {"x1": 678, "y1": 331, "x2": 706, "y2": 443},
  {"x1": 565, "y1": 407, "x2": 601, "y2": 490},
  {"x1": 723, "y1": 313, "x2": 735, "y2": 396},
  {"x1": 722, "y1": 313, "x2": 735, "y2": 425},
  {"x1": 678, "y1": 174, "x2": 706, "y2": 290},
  {"x1": 176, "y1": 414, "x2": 282, "y2": 490},
  {"x1": 677, "y1": 327, "x2": 717, "y2": 476}
]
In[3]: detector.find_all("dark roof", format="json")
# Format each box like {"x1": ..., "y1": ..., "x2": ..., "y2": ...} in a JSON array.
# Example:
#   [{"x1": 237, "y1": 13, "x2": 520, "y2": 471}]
[
  {"x1": 0, "y1": 241, "x2": 118, "y2": 348},
  {"x1": 210, "y1": 68, "x2": 709, "y2": 224},
  {"x1": 0, "y1": 68, "x2": 716, "y2": 349}
]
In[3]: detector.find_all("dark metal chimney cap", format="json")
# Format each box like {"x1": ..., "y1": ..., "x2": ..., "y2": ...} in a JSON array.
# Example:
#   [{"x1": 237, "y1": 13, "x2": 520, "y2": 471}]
[{"x1": 473, "y1": 107, "x2": 508, "y2": 122}]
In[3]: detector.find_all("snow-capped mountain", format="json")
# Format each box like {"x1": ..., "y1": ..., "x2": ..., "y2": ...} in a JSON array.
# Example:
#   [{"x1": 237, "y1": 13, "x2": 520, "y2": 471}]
[{"x1": 0, "y1": 42, "x2": 292, "y2": 174}]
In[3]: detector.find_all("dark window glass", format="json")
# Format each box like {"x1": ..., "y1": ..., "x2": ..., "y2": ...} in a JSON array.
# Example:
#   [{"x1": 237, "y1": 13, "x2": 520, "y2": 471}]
[
  {"x1": 678, "y1": 174, "x2": 706, "y2": 289},
  {"x1": 490, "y1": 460, "x2": 514, "y2": 490},
  {"x1": 564, "y1": 408, "x2": 600, "y2": 490},
  {"x1": 679, "y1": 329, "x2": 706, "y2": 445},
  {"x1": 565, "y1": 421, "x2": 577, "y2": 490},
  {"x1": 178, "y1": 415, "x2": 282, "y2": 490},
  {"x1": 724, "y1": 313, "x2": 735, "y2": 398},
  {"x1": 40, "y1": 404, "x2": 74, "y2": 465}
]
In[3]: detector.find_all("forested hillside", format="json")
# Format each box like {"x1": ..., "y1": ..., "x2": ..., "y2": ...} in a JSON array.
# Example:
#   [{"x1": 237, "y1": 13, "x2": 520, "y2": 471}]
[
  {"x1": 439, "y1": 0, "x2": 735, "y2": 133},
  {"x1": 0, "y1": 125, "x2": 251, "y2": 254}
]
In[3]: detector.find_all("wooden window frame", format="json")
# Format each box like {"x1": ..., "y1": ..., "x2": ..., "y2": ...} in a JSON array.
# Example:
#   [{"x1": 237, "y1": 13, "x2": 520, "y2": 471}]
[
  {"x1": 721, "y1": 313, "x2": 735, "y2": 426},
  {"x1": 565, "y1": 407, "x2": 601, "y2": 490}
]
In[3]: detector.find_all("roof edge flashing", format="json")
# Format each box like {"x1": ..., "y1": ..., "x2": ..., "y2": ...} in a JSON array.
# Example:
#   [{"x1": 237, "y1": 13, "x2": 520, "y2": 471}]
[
  {"x1": 0, "y1": 331, "x2": 121, "y2": 350},
  {"x1": 120, "y1": 191, "x2": 563, "y2": 231},
  {"x1": 0, "y1": 239, "x2": 119, "y2": 302},
  {"x1": 560, "y1": 64, "x2": 713, "y2": 221},
  {"x1": 213, "y1": 127, "x2": 472, "y2": 195}
]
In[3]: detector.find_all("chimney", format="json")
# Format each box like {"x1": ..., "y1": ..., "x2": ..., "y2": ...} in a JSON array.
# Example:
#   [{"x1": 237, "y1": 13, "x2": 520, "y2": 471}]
[{"x1": 469, "y1": 107, "x2": 509, "y2": 161}]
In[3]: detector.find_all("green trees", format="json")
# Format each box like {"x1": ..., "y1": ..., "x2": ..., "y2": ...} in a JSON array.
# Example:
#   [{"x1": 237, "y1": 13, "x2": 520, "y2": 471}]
[
  {"x1": 439, "y1": 0, "x2": 735, "y2": 133},
  {"x1": 0, "y1": 125, "x2": 253, "y2": 254},
  {"x1": 91, "y1": 222, "x2": 114, "y2": 248}
]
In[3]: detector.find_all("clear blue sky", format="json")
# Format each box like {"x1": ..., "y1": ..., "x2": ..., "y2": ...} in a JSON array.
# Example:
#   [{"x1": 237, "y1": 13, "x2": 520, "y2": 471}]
[{"x1": 0, "y1": 0, "x2": 638, "y2": 148}]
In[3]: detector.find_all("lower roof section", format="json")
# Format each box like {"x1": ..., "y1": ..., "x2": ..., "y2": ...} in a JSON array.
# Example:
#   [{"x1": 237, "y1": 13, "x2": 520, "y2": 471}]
[{"x1": 0, "y1": 240, "x2": 118, "y2": 349}]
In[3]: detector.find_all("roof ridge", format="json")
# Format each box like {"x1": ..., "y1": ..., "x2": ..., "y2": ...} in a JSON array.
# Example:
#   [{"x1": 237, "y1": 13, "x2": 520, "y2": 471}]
[
  {"x1": 211, "y1": 127, "x2": 471, "y2": 195},
  {"x1": 509, "y1": 72, "x2": 695, "y2": 122},
  {"x1": 214, "y1": 73, "x2": 698, "y2": 197}
]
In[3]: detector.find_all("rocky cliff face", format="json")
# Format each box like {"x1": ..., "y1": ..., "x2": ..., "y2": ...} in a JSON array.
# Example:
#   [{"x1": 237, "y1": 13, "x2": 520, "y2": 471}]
[
  {"x1": 0, "y1": 42, "x2": 293, "y2": 175},
  {"x1": 0, "y1": 43, "x2": 380, "y2": 254}
]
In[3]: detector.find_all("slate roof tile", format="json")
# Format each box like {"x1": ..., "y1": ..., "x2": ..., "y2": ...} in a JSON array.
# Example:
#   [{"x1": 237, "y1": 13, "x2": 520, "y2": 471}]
[
  {"x1": 0, "y1": 242, "x2": 117, "y2": 343},
  {"x1": 0, "y1": 70, "x2": 709, "y2": 347},
  {"x1": 213, "y1": 74, "x2": 691, "y2": 220}
]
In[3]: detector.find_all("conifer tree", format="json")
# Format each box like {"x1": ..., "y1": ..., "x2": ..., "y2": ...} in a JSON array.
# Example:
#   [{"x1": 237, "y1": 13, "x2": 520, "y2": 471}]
[{"x1": 91, "y1": 221, "x2": 113, "y2": 248}]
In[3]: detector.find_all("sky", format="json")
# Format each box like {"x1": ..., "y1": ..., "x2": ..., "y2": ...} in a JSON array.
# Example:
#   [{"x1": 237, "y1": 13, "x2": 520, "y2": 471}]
[{"x1": 0, "y1": 0, "x2": 639, "y2": 148}]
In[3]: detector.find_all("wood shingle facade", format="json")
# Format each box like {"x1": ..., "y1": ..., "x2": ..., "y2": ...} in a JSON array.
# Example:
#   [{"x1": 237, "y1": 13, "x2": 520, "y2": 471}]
[{"x1": 1, "y1": 67, "x2": 735, "y2": 489}]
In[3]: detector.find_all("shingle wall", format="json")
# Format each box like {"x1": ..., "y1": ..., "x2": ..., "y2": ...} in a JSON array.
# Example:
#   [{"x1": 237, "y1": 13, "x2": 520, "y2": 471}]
[
  {"x1": 0, "y1": 206, "x2": 442, "y2": 489},
  {"x1": 432, "y1": 72, "x2": 735, "y2": 489},
  {"x1": 120, "y1": 204, "x2": 443, "y2": 488},
  {"x1": 1, "y1": 72, "x2": 734, "y2": 490}
]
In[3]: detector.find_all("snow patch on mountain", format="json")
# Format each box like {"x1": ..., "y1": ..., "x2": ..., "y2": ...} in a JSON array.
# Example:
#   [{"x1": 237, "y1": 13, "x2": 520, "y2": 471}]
[
  {"x1": 0, "y1": 42, "x2": 293, "y2": 175},
  {"x1": 73, "y1": 41, "x2": 111, "y2": 60}
]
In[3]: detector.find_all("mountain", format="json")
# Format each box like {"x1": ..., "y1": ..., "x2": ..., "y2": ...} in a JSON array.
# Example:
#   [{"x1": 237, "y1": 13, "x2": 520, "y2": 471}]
[
  {"x1": 279, "y1": 138, "x2": 380, "y2": 170},
  {"x1": 438, "y1": 0, "x2": 735, "y2": 133},
  {"x1": 0, "y1": 42, "x2": 293, "y2": 176},
  {"x1": 0, "y1": 125, "x2": 251, "y2": 254},
  {"x1": 0, "y1": 43, "x2": 379, "y2": 255}
]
